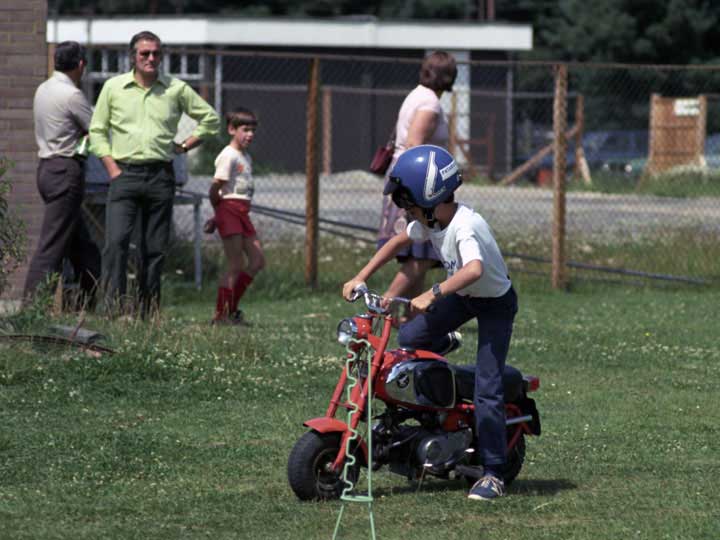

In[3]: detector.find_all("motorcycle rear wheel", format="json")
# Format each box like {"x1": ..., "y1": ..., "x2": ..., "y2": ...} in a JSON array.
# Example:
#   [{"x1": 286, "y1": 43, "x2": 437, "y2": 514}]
[
  {"x1": 287, "y1": 431, "x2": 360, "y2": 501},
  {"x1": 502, "y1": 433, "x2": 526, "y2": 485},
  {"x1": 463, "y1": 433, "x2": 526, "y2": 487}
]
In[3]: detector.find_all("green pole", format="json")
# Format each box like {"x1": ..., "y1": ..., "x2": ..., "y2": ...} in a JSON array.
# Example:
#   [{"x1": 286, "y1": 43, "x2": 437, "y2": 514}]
[{"x1": 332, "y1": 339, "x2": 376, "y2": 540}]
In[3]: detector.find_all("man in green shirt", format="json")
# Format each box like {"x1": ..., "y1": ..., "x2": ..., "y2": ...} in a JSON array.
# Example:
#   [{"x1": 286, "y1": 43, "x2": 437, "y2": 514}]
[{"x1": 90, "y1": 30, "x2": 219, "y2": 317}]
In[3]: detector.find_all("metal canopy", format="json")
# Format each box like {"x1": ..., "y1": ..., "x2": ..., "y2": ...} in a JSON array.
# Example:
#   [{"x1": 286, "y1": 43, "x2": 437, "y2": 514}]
[{"x1": 47, "y1": 17, "x2": 532, "y2": 51}]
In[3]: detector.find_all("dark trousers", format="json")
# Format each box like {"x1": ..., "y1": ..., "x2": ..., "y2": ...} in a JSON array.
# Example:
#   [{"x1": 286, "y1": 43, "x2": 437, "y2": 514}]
[
  {"x1": 101, "y1": 162, "x2": 174, "y2": 316},
  {"x1": 23, "y1": 157, "x2": 101, "y2": 306},
  {"x1": 398, "y1": 286, "x2": 518, "y2": 466}
]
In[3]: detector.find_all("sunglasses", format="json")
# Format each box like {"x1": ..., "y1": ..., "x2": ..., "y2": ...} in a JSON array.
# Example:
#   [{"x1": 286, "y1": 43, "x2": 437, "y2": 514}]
[{"x1": 137, "y1": 50, "x2": 161, "y2": 58}]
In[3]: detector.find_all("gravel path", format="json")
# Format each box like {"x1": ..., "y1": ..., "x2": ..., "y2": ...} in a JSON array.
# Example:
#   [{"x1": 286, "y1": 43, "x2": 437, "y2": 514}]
[{"x1": 175, "y1": 171, "x2": 720, "y2": 244}]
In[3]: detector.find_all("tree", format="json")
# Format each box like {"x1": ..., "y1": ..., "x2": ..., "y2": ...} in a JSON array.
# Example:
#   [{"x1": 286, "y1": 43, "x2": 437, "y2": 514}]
[
  {"x1": 55, "y1": 0, "x2": 477, "y2": 18},
  {"x1": 529, "y1": 0, "x2": 720, "y2": 65}
]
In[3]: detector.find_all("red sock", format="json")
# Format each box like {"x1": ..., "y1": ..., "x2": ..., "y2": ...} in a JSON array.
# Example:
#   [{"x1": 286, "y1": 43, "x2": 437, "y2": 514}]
[
  {"x1": 231, "y1": 272, "x2": 253, "y2": 313},
  {"x1": 214, "y1": 287, "x2": 234, "y2": 319}
]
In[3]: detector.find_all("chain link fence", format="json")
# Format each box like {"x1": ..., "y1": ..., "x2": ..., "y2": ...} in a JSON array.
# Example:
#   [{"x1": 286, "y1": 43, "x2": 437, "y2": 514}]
[{"x1": 82, "y1": 48, "x2": 720, "y2": 286}]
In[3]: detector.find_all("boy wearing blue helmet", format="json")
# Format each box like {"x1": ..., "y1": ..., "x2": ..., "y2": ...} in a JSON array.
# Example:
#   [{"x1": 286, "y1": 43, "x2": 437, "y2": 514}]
[{"x1": 342, "y1": 144, "x2": 518, "y2": 501}]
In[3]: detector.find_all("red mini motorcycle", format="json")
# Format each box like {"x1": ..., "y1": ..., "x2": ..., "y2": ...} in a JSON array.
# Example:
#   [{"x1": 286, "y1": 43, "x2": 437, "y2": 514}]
[{"x1": 287, "y1": 286, "x2": 541, "y2": 500}]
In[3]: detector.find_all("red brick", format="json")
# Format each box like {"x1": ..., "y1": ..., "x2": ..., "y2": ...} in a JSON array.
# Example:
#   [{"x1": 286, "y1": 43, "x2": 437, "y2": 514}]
[
  {"x1": 0, "y1": 43, "x2": 45, "y2": 54},
  {"x1": 1, "y1": 3, "x2": 48, "y2": 300},
  {"x1": 9, "y1": 120, "x2": 36, "y2": 131},
  {"x1": 9, "y1": 140, "x2": 38, "y2": 152},
  {"x1": 0, "y1": 0, "x2": 44, "y2": 8},
  {"x1": 5, "y1": 151, "x2": 37, "y2": 162},
  {"x1": 6, "y1": 97, "x2": 33, "y2": 108},
  {"x1": 0, "y1": 78, "x2": 44, "y2": 89},
  {"x1": 7, "y1": 161, "x2": 37, "y2": 174},
  {"x1": 0, "y1": 87, "x2": 39, "y2": 98},
  {"x1": 0, "y1": 11, "x2": 43, "y2": 23},
  {"x1": 0, "y1": 22, "x2": 35, "y2": 33},
  {"x1": 10, "y1": 28, "x2": 45, "y2": 39},
  {"x1": 0, "y1": 108, "x2": 34, "y2": 119},
  {"x1": 9, "y1": 143, "x2": 38, "y2": 154},
  {"x1": 0, "y1": 64, "x2": 42, "y2": 77},
  {"x1": 5, "y1": 54, "x2": 46, "y2": 66}
]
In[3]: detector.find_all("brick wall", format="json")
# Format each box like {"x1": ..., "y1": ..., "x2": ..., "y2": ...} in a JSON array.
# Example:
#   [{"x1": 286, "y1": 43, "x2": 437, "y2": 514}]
[{"x1": 0, "y1": 1, "x2": 47, "y2": 300}]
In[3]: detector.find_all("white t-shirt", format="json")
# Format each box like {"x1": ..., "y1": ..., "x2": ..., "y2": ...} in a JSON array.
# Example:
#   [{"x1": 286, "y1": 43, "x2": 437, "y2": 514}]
[
  {"x1": 393, "y1": 85, "x2": 449, "y2": 159},
  {"x1": 213, "y1": 145, "x2": 254, "y2": 201},
  {"x1": 407, "y1": 204, "x2": 511, "y2": 298}
]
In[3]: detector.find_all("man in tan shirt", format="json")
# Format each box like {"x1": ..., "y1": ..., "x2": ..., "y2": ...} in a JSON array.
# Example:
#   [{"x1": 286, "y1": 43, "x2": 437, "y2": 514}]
[{"x1": 23, "y1": 41, "x2": 100, "y2": 307}]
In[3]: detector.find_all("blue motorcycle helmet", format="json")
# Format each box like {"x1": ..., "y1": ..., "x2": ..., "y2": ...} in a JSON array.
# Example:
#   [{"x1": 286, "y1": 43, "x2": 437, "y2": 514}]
[{"x1": 383, "y1": 145, "x2": 461, "y2": 224}]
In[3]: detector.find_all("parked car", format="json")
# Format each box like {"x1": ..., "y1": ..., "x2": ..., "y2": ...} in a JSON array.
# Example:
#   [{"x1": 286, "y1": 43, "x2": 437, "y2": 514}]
[
  {"x1": 625, "y1": 133, "x2": 720, "y2": 178},
  {"x1": 517, "y1": 129, "x2": 648, "y2": 183}
]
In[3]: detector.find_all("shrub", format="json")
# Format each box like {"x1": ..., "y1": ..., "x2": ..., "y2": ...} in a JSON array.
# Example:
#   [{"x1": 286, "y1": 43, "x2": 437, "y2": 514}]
[{"x1": 0, "y1": 158, "x2": 26, "y2": 296}]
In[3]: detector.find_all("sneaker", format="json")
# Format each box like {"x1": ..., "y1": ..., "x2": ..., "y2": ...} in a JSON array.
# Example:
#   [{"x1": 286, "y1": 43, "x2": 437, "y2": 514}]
[
  {"x1": 211, "y1": 310, "x2": 252, "y2": 327},
  {"x1": 437, "y1": 331, "x2": 462, "y2": 356},
  {"x1": 229, "y1": 309, "x2": 252, "y2": 327},
  {"x1": 468, "y1": 473, "x2": 505, "y2": 501}
]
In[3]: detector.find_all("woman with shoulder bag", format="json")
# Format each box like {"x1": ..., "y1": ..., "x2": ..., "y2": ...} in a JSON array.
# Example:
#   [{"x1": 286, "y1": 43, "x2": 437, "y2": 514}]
[{"x1": 376, "y1": 51, "x2": 457, "y2": 322}]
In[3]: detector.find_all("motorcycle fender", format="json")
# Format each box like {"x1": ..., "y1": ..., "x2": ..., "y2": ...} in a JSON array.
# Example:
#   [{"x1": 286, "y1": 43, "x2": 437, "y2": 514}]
[
  {"x1": 303, "y1": 418, "x2": 369, "y2": 465},
  {"x1": 303, "y1": 417, "x2": 349, "y2": 434}
]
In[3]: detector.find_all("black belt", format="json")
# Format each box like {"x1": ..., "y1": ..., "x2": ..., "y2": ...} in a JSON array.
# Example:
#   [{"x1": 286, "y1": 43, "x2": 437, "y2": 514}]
[
  {"x1": 40, "y1": 155, "x2": 85, "y2": 162},
  {"x1": 117, "y1": 160, "x2": 172, "y2": 172}
]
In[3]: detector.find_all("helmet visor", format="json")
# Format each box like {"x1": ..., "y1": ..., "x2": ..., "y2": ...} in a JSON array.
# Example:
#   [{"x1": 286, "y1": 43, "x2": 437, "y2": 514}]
[{"x1": 391, "y1": 185, "x2": 416, "y2": 210}]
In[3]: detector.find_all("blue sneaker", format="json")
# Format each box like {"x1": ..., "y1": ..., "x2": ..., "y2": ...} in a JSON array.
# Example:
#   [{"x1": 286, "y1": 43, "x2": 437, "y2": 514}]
[{"x1": 468, "y1": 473, "x2": 505, "y2": 501}]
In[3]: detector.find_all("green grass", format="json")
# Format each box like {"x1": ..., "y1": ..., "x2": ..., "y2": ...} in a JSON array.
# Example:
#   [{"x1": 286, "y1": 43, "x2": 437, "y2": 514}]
[
  {"x1": 498, "y1": 228, "x2": 720, "y2": 287},
  {"x1": 2, "y1": 246, "x2": 720, "y2": 539}
]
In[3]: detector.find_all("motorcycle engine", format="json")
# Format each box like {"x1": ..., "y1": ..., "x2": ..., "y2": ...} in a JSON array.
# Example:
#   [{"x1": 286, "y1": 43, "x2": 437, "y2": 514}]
[{"x1": 415, "y1": 428, "x2": 473, "y2": 472}]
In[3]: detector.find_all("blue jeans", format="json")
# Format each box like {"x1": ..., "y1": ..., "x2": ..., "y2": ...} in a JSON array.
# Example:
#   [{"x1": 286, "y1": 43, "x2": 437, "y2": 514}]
[{"x1": 397, "y1": 287, "x2": 518, "y2": 466}]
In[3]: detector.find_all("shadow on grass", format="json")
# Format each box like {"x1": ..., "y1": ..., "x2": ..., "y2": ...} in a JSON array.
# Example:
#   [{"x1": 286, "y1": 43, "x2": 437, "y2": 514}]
[{"x1": 509, "y1": 478, "x2": 577, "y2": 496}]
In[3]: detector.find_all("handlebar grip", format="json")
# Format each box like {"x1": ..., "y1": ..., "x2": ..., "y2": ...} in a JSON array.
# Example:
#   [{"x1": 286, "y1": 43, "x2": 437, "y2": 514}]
[{"x1": 348, "y1": 284, "x2": 369, "y2": 303}]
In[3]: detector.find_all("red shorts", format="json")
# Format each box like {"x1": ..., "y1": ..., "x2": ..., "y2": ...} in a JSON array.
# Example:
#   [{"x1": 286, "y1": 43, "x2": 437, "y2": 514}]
[{"x1": 215, "y1": 199, "x2": 256, "y2": 239}]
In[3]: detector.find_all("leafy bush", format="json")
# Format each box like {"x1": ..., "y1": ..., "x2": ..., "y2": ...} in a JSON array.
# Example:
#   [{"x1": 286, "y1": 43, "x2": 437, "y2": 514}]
[{"x1": 0, "y1": 158, "x2": 26, "y2": 296}]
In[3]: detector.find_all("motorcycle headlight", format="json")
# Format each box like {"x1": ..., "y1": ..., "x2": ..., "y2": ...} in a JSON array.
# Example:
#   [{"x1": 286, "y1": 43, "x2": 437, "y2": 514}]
[{"x1": 336, "y1": 318, "x2": 358, "y2": 346}]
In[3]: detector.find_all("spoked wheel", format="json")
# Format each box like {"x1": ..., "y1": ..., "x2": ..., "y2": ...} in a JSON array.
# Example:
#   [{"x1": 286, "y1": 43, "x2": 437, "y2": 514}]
[{"x1": 287, "y1": 431, "x2": 360, "y2": 501}]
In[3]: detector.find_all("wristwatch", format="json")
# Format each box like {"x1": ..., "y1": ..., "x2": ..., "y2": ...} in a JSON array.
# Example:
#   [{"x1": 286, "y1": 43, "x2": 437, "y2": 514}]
[
  {"x1": 431, "y1": 283, "x2": 443, "y2": 300},
  {"x1": 180, "y1": 142, "x2": 189, "y2": 153}
]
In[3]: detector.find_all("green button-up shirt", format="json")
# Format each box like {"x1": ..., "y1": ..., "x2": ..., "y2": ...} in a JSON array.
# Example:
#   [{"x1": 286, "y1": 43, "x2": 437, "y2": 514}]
[{"x1": 89, "y1": 71, "x2": 220, "y2": 163}]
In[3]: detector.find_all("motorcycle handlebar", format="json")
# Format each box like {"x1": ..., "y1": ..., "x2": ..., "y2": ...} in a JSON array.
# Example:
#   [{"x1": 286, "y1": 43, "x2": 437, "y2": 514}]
[{"x1": 349, "y1": 285, "x2": 432, "y2": 315}]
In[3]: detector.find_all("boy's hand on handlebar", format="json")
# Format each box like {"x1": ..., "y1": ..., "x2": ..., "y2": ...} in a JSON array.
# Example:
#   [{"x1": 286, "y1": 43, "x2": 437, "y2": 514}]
[
  {"x1": 342, "y1": 278, "x2": 366, "y2": 301},
  {"x1": 410, "y1": 290, "x2": 435, "y2": 313}
]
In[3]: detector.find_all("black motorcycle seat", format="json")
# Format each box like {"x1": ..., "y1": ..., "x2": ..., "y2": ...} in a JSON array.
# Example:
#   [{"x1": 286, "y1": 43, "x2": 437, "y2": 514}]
[{"x1": 453, "y1": 364, "x2": 524, "y2": 403}]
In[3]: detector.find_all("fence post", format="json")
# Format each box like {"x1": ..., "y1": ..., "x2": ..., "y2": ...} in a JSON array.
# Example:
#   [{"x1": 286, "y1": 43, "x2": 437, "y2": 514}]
[
  {"x1": 573, "y1": 94, "x2": 583, "y2": 178},
  {"x1": 449, "y1": 92, "x2": 457, "y2": 156},
  {"x1": 322, "y1": 88, "x2": 332, "y2": 175},
  {"x1": 552, "y1": 64, "x2": 568, "y2": 290},
  {"x1": 305, "y1": 58, "x2": 320, "y2": 289},
  {"x1": 214, "y1": 50, "x2": 223, "y2": 117}
]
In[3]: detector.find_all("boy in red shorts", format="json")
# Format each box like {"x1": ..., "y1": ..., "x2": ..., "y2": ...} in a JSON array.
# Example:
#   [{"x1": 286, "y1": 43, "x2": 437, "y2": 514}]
[{"x1": 208, "y1": 108, "x2": 265, "y2": 324}]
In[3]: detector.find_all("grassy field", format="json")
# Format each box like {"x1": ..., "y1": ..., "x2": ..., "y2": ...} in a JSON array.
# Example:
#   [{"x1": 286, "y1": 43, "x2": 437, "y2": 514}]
[{"x1": 1, "y1": 247, "x2": 719, "y2": 539}]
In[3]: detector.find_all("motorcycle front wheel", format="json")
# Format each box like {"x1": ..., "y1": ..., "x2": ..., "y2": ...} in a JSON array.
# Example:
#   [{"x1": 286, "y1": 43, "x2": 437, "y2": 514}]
[{"x1": 287, "y1": 431, "x2": 360, "y2": 501}]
